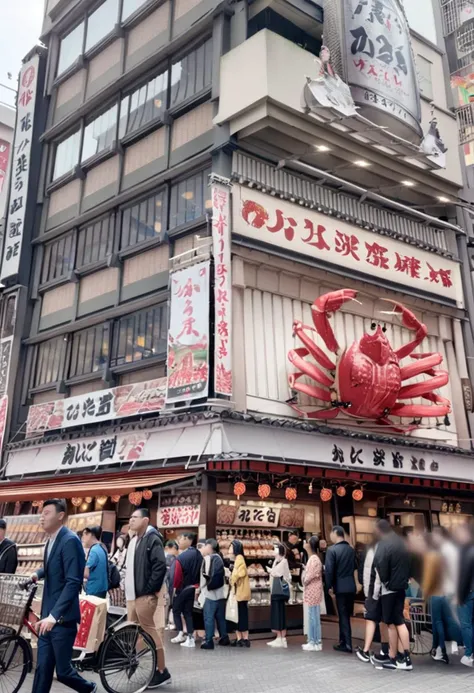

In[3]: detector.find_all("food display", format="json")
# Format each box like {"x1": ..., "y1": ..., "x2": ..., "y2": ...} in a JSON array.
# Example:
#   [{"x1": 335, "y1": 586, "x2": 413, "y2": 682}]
[
  {"x1": 17, "y1": 545, "x2": 44, "y2": 575},
  {"x1": 4, "y1": 514, "x2": 46, "y2": 575}
]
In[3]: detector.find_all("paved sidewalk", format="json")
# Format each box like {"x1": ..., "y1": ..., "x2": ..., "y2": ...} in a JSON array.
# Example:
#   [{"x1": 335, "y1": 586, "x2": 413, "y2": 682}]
[{"x1": 33, "y1": 633, "x2": 474, "y2": 693}]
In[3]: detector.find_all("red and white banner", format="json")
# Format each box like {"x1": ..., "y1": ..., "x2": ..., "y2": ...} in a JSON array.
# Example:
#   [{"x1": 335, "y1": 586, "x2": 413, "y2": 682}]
[
  {"x1": 0, "y1": 396, "x2": 8, "y2": 460},
  {"x1": 211, "y1": 177, "x2": 233, "y2": 395},
  {"x1": 157, "y1": 504, "x2": 200, "y2": 528},
  {"x1": 0, "y1": 140, "x2": 11, "y2": 194},
  {"x1": 26, "y1": 377, "x2": 166, "y2": 438},
  {"x1": 166, "y1": 261, "x2": 210, "y2": 403}
]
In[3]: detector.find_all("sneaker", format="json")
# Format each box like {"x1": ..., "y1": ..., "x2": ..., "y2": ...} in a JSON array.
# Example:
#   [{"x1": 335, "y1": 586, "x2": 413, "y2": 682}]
[
  {"x1": 281, "y1": 637, "x2": 288, "y2": 649},
  {"x1": 431, "y1": 647, "x2": 443, "y2": 661},
  {"x1": 267, "y1": 638, "x2": 280, "y2": 648},
  {"x1": 371, "y1": 652, "x2": 390, "y2": 666},
  {"x1": 461, "y1": 655, "x2": 474, "y2": 667},
  {"x1": 170, "y1": 632, "x2": 186, "y2": 644},
  {"x1": 230, "y1": 639, "x2": 241, "y2": 647},
  {"x1": 219, "y1": 636, "x2": 231, "y2": 647},
  {"x1": 356, "y1": 648, "x2": 371, "y2": 663},
  {"x1": 242, "y1": 639, "x2": 251, "y2": 648},
  {"x1": 450, "y1": 642, "x2": 459, "y2": 655},
  {"x1": 333, "y1": 643, "x2": 352, "y2": 653},
  {"x1": 148, "y1": 669, "x2": 172, "y2": 688},
  {"x1": 200, "y1": 641, "x2": 214, "y2": 650},
  {"x1": 380, "y1": 658, "x2": 398, "y2": 670},
  {"x1": 302, "y1": 643, "x2": 317, "y2": 651},
  {"x1": 315, "y1": 643, "x2": 322, "y2": 651},
  {"x1": 396, "y1": 654, "x2": 413, "y2": 671},
  {"x1": 180, "y1": 636, "x2": 195, "y2": 648}
]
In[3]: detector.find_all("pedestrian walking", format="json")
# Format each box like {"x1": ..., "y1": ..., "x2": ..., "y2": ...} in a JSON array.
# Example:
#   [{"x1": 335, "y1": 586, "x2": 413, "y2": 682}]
[
  {"x1": 0, "y1": 518, "x2": 18, "y2": 574},
  {"x1": 171, "y1": 531, "x2": 203, "y2": 648},
  {"x1": 325, "y1": 526, "x2": 356, "y2": 653},
  {"x1": 454, "y1": 523, "x2": 474, "y2": 667},
  {"x1": 302, "y1": 536, "x2": 323, "y2": 652},
  {"x1": 229, "y1": 539, "x2": 251, "y2": 648},
  {"x1": 373, "y1": 519, "x2": 413, "y2": 671},
  {"x1": 165, "y1": 540, "x2": 178, "y2": 628},
  {"x1": 200, "y1": 538, "x2": 229, "y2": 649},
  {"x1": 81, "y1": 526, "x2": 108, "y2": 599},
  {"x1": 267, "y1": 543, "x2": 291, "y2": 649},
  {"x1": 355, "y1": 538, "x2": 390, "y2": 664},
  {"x1": 125, "y1": 508, "x2": 170, "y2": 689},
  {"x1": 30, "y1": 498, "x2": 96, "y2": 693}
]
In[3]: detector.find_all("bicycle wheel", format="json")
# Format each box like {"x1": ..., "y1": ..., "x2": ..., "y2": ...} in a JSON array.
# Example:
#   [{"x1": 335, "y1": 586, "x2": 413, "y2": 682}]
[
  {"x1": 0, "y1": 635, "x2": 30, "y2": 693},
  {"x1": 99, "y1": 624, "x2": 157, "y2": 693}
]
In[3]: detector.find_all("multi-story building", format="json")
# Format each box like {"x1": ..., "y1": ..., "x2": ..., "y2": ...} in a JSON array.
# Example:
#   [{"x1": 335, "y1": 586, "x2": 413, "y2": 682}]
[{"x1": 1, "y1": 0, "x2": 474, "y2": 612}]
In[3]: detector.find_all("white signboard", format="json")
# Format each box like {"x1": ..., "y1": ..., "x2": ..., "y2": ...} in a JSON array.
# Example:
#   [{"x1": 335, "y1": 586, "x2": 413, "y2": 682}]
[
  {"x1": 1, "y1": 55, "x2": 39, "y2": 281},
  {"x1": 232, "y1": 185, "x2": 463, "y2": 307},
  {"x1": 166, "y1": 261, "x2": 210, "y2": 403}
]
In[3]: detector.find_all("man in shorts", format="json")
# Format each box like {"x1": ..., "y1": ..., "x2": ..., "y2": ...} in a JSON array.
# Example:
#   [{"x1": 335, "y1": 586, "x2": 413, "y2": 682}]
[
  {"x1": 356, "y1": 540, "x2": 390, "y2": 664},
  {"x1": 373, "y1": 520, "x2": 413, "y2": 671}
]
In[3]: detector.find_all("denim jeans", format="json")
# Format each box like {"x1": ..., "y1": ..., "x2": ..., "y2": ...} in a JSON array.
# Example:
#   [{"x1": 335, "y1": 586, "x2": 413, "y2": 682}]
[
  {"x1": 203, "y1": 598, "x2": 227, "y2": 643},
  {"x1": 431, "y1": 596, "x2": 461, "y2": 651},
  {"x1": 308, "y1": 605, "x2": 322, "y2": 644},
  {"x1": 458, "y1": 592, "x2": 474, "y2": 657}
]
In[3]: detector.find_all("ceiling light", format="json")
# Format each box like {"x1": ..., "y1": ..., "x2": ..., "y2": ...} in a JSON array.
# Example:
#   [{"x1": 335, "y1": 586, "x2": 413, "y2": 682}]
[
  {"x1": 401, "y1": 180, "x2": 415, "y2": 187},
  {"x1": 316, "y1": 145, "x2": 330, "y2": 152},
  {"x1": 354, "y1": 160, "x2": 370, "y2": 167},
  {"x1": 438, "y1": 196, "x2": 450, "y2": 203}
]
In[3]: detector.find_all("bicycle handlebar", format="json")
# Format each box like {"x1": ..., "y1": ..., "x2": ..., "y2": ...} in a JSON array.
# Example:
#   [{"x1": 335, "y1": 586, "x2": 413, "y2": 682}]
[{"x1": 19, "y1": 579, "x2": 34, "y2": 590}]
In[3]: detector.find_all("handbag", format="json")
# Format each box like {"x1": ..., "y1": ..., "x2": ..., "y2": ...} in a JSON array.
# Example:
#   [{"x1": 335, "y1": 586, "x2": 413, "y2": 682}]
[
  {"x1": 225, "y1": 588, "x2": 239, "y2": 623},
  {"x1": 272, "y1": 577, "x2": 290, "y2": 602}
]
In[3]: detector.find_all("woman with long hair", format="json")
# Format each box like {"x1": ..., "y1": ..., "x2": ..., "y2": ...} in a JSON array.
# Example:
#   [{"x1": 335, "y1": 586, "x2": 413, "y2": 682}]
[
  {"x1": 229, "y1": 539, "x2": 251, "y2": 647},
  {"x1": 302, "y1": 535, "x2": 323, "y2": 652},
  {"x1": 267, "y1": 543, "x2": 291, "y2": 648}
]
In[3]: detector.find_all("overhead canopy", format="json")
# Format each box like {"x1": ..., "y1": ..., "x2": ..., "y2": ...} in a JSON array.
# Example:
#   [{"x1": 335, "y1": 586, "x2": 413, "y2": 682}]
[{"x1": 0, "y1": 470, "x2": 196, "y2": 502}]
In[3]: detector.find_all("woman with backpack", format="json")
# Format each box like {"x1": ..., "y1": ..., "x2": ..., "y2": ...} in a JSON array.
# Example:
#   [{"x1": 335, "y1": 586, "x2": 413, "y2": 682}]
[
  {"x1": 229, "y1": 539, "x2": 251, "y2": 648},
  {"x1": 200, "y1": 538, "x2": 230, "y2": 649}
]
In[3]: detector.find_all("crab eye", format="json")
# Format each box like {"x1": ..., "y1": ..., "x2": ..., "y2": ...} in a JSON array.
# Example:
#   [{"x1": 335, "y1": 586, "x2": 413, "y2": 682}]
[
  {"x1": 382, "y1": 326, "x2": 387, "y2": 333},
  {"x1": 371, "y1": 322, "x2": 376, "y2": 330}
]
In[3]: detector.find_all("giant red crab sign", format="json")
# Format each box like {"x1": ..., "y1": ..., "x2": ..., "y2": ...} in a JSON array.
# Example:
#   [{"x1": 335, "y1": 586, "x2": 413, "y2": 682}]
[{"x1": 287, "y1": 289, "x2": 451, "y2": 432}]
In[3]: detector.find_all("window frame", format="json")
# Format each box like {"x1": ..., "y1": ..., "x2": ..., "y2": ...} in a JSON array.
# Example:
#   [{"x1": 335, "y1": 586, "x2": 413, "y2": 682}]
[
  {"x1": 67, "y1": 322, "x2": 111, "y2": 381},
  {"x1": 417, "y1": 54, "x2": 434, "y2": 101},
  {"x1": 29, "y1": 336, "x2": 68, "y2": 391},
  {"x1": 119, "y1": 186, "x2": 168, "y2": 257},
  {"x1": 109, "y1": 303, "x2": 168, "y2": 370},
  {"x1": 168, "y1": 166, "x2": 212, "y2": 233},
  {"x1": 40, "y1": 232, "x2": 77, "y2": 288},
  {"x1": 81, "y1": 102, "x2": 120, "y2": 167},
  {"x1": 52, "y1": 128, "x2": 82, "y2": 183},
  {"x1": 76, "y1": 212, "x2": 116, "y2": 273},
  {"x1": 56, "y1": 20, "x2": 86, "y2": 79},
  {"x1": 119, "y1": 64, "x2": 169, "y2": 143}
]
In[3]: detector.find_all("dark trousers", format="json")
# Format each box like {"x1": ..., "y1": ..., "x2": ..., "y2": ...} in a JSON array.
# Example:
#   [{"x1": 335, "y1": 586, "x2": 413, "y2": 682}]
[
  {"x1": 336, "y1": 593, "x2": 355, "y2": 649},
  {"x1": 32, "y1": 622, "x2": 95, "y2": 693},
  {"x1": 203, "y1": 598, "x2": 227, "y2": 643},
  {"x1": 173, "y1": 588, "x2": 195, "y2": 635}
]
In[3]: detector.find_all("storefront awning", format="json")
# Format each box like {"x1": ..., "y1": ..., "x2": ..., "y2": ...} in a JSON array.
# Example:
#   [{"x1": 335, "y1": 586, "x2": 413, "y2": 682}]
[{"x1": 0, "y1": 470, "x2": 196, "y2": 502}]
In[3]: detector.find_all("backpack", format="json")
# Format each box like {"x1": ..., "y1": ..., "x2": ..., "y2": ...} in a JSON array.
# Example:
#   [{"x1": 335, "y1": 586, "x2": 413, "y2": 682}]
[
  {"x1": 99, "y1": 544, "x2": 121, "y2": 590},
  {"x1": 206, "y1": 554, "x2": 225, "y2": 591}
]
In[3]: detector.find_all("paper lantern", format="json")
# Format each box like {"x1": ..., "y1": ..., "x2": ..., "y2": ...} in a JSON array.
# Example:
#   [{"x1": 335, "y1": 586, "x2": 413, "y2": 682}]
[
  {"x1": 234, "y1": 482, "x2": 246, "y2": 499},
  {"x1": 96, "y1": 496, "x2": 108, "y2": 506},
  {"x1": 71, "y1": 497, "x2": 83, "y2": 507},
  {"x1": 129, "y1": 491, "x2": 143, "y2": 506},
  {"x1": 84, "y1": 497, "x2": 93, "y2": 504},
  {"x1": 111, "y1": 495, "x2": 121, "y2": 503},
  {"x1": 320, "y1": 488, "x2": 333, "y2": 502},
  {"x1": 285, "y1": 487, "x2": 297, "y2": 502},
  {"x1": 352, "y1": 488, "x2": 364, "y2": 502},
  {"x1": 336, "y1": 486, "x2": 346, "y2": 498},
  {"x1": 258, "y1": 484, "x2": 271, "y2": 500},
  {"x1": 142, "y1": 489, "x2": 153, "y2": 501}
]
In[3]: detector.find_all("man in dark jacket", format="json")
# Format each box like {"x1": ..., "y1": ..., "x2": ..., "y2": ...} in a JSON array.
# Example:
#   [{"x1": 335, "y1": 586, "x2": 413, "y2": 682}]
[
  {"x1": 0, "y1": 518, "x2": 17, "y2": 574},
  {"x1": 125, "y1": 508, "x2": 169, "y2": 689},
  {"x1": 171, "y1": 531, "x2": 203, "y2": 648},
  {"x1": 373, "y1": 519, "x2": 412, "y2": 671},
  {"x1": 325, "y1": 525, "x2": 356, "y2": 653}
]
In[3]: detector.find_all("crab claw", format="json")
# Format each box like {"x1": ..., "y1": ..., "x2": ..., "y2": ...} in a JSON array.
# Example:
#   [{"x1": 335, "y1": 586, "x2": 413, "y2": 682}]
[
  {"x1": 380, "y1": 300, "x2": 427, "y2": 360},
  {"x1": 311, "y1": 289, "x2": 359, "y2": 354}
]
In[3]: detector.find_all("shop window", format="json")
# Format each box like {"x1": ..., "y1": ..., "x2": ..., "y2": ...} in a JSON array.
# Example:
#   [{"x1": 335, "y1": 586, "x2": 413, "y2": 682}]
[
  {"x1": 41, "y1": 233, "x2": 75, "y2": 285},
  {"x1": 57, "y1": 22, "x2": 85, "y2": 76},
  {"x1": 120, "y1": 189, "x2": 166, "y2": 250},
  {"x1": 77, "y1": 214, "x2": 115, "y2": 267},
  {"x1": 69, "y1": 323, "x2": 110, "y2": 378},
  {"x1": 31, "y1": 337, "x2": 66, "y2": 388},
  {"x1": 53, "y1": 130, "x2": 81, "y2": 180},
  {"x1": 170, "y1": 39, "x2": 213, "y2": 108},
  {"x1": 82, "y1": 104, "x2": 118, "y2": 163},
  {"x1": 417, "y1": 55, "x2": 434, "y2": 100},
  {"x1": 85, "y1": 0, "x2": 120, "y2": 52},
  {"x1": 119, "y1": 69, "x2": 168, "y2": 138},
  {"x1": 122, "y1": 0, "x2": 148, "y2": 22},
  {"x1": 169, "y1": 167, "x2": 212, "y2": 229},
  {"x1": 110, "y1": 303, "x2": 167, "y2": 367},
  {"x1": 1, "y1": 296, "x2": 16, "y2": 339}
]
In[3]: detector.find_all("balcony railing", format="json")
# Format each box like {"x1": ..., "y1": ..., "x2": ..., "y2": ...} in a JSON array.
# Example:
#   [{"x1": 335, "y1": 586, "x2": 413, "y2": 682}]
[
  {"x1": 456, "y1": 102, "x2": 474, "y2": 143},
  {"x1": 441, "y1": 0, "x2": 474, "y2": 36}
]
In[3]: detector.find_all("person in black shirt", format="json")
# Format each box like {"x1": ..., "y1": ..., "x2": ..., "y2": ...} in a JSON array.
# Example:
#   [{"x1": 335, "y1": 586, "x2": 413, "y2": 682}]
[
  {"x1": 0, "y1": 519, "x2": 17, "y2": 574},
  {"x1": 325, "y1": 526, "x2": 356, "y2": 653}
]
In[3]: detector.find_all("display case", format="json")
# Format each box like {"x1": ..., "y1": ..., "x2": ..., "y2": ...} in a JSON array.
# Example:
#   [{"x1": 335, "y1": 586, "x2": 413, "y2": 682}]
[
  {"x1": 4, "y1": 514, "x2": 47, "y2": 575},
  {"x1": 68, "y1": 510, "x2": 117, "y2": 551}
]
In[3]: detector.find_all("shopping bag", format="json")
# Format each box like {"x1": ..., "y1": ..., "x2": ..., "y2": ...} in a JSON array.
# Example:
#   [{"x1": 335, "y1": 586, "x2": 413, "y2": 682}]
[
  {"x1": 74, "y1": 596, "x2": 107, "y2": 652},
  {"x1": 319, "y1": 596, "x2": 327, "y2": 616},
  {"x1": 225, "y1": 589, "x2": 239, "y2": 623},
  {"x1": 272, "y1": 577, "x2": 290, "y2": 602}
]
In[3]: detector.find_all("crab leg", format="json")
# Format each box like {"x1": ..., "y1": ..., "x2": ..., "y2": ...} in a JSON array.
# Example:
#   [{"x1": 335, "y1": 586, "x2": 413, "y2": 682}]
[
  {"x1": 400, "y1": 353, "x2": 443, "y2": 381},
  {"x1": 288, "y1": 373, "x2": 332, "y2": 402},
  {"x1": 288, "y1": 348, "x2": 334, "y2": 387},
  {"x1": 292, "y1": 321, "x2": 336, "y2": 371},
  {"x1": 398, "y1": 372, "x2": 449, "y2": 399},
  {"x1": 311, "y1": 289, "x2": 359, "y2": 354},
  {"x1": 421, "y1": 391, "x2": 452, "y2": 409},
  {"x1": 380, "y1": 301, "x2": 428, "y2": 360},
  {"x1": 390, "y1": 402, "x2": 450, "y2": 417},
  {"x1": 290, "y1": 404, "x2": 341, "y2": 420},
  {"x1": 375, "y1": 417, "x2": 419, "y2": 434}
]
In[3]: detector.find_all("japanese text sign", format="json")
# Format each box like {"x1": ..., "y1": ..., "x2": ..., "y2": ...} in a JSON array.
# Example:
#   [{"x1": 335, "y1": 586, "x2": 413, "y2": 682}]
[
  {"x1": 157, "y1": 504, "x2": 200, "y2": 528},
  {"x1": 1, "y1": 55, "x2": 39, "y2": 281},
  {"x1": 166, "y1": 261, "x2": 210, "y2": 403},
  {"x1": 26, "y1": 377, "x2": 167, "y2": 438},
  {"x1": 212, "y1": 179, "x2": 233, "y2": 396},
  {"x1": 233, "y1": 185, "x2": 463, "y2": 307}
]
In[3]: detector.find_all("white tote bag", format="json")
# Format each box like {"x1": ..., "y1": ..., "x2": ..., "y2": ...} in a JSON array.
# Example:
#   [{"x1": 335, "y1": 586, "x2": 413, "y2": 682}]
[{"x1": 225, "y1": 589, "x2": 239, "y2": 623}]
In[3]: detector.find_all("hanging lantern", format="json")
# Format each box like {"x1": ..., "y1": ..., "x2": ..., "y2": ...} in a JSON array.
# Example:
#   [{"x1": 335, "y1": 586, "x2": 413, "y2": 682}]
[
  {"x1": 142, "y1": 489, "x2": 153, "y2": 501},
  {"x1": 233, "y1": 481, "x2": 246, "y2": 500},
  {"x1": 320, "y1": 488, "x2": 333, "y2": 502},
  {"x1": 84, "y1": 497, "x2": 93, "y2": 504},
  {"x1": 258, "y1": 483, "x2": 271, "y2": 500},
  {"x1": 80, "y1": 502, "x2": 89, "y2": 512},
  {"x1": 96, "y1": 496, "x2": 108, "y2": 506},
  {"x1": 111, "y1": 495, "x2": 121, "y2": 504},
  {"x1": 352, "y1": 488, "x2": 364, "y2": 502},
  {"x1": 441, "y1": 502, "x2": 448, "y2": 513},
  {"x1": 71, "y1": 497, "x2": 83, "y2": 507},
  {"x1": 336, "y1": 486, "x2": 346, "y2": 498},
  {"x1": 285, "y1": 487, "x2": 297, "y2": 502},
  {"x1": 456, "y1": 503, "x2": 462, "y2": 514},
  {"x1": 129, "y1": 491, "x2": 143, "y2": 506}
]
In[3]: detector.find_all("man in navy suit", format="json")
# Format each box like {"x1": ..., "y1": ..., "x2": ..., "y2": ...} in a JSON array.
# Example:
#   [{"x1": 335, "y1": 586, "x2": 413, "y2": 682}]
[{"x1": 31, "y1": 498, "x2": 96, "y2": 693}]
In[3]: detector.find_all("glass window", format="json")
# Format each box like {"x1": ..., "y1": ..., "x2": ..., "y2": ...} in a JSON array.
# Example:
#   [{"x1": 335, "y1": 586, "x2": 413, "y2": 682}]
[
  {"x1": 32, "y1": 337, "x2": 66, "y2": 388},
  {"x1": 120, "y1": 190, "x2": 165, "y2": 249},
  {"x1": 169, "y1": 167, "x2": 212, "y2": 229},
  {"x1": 122, "y1": 0, "x2": 148, "y2": 21},
  {"x1": 402, "y1": 0, "x2": 437, "y2": 44},
  {"x1": 82, "y1": 104, "x2": 118, "y2": 162},
  {"x1": 119, "y1": 70, "x2": 168, "y2": 138},
  {"x1": 170, "y1": 39, "x2": 213, "y2": 108},
  {"x1": 85, "y1": 0, "x2": 120, "y2": 52},
  {"x1": 41, "y1": 233, "x2": 75, "y2": 284},
  {"x1": 77, "y1": 214, "x2": 115, "y2": 267},
  {"x1": 110, "y1": 304, "x2": 167, "y2": 367},
  {"x1": 417, "y1": 55, "x2": 434, "y2": 100},
  {"x1": 2, "y1": 296, "x2": 16, "y2": 339},
  {"x1": 69, "y1": 324, "x2": 110, "y2": 378},
  {"x1": 53, "y1": 130, "x2": 81, "y2": 180},
  {"x1": 57, "y1": 22, "x2": 84, "y2": 76}
]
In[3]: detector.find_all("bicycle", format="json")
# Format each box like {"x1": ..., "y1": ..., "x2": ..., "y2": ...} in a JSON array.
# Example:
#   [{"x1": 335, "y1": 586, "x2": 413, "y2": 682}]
[{"x1": 0, "y1": 575, "x2": 157, "y2": 693}]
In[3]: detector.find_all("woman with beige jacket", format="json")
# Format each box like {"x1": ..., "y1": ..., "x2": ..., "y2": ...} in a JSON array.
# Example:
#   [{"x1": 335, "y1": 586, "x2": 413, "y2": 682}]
[{"x1": 229, "y1": 539, "x2": 251, "y2": 647}]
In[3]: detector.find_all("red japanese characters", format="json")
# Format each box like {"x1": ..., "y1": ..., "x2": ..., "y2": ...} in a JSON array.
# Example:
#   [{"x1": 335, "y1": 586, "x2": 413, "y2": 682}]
[{"x1": 288, "y1": 289, "x2": 451, "y2": 431}]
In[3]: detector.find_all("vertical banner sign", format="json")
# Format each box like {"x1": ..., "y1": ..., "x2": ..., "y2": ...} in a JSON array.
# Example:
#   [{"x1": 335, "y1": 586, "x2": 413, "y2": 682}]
[
  {"x1": 0, "y1": 396, "x2": 8, "y2": 459},
  {"x1": 166, "y1": 261, "x2": 210, "y2": 403},
  {"x1": 211, "y1": 177, "x2": 233, "y2": 396},
  {"x1": 1, "y1": 55, "x2": 39, "y2": 281},
  {"x1": 0, "y1": 140, "x2": 11, "y2": 194}
]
